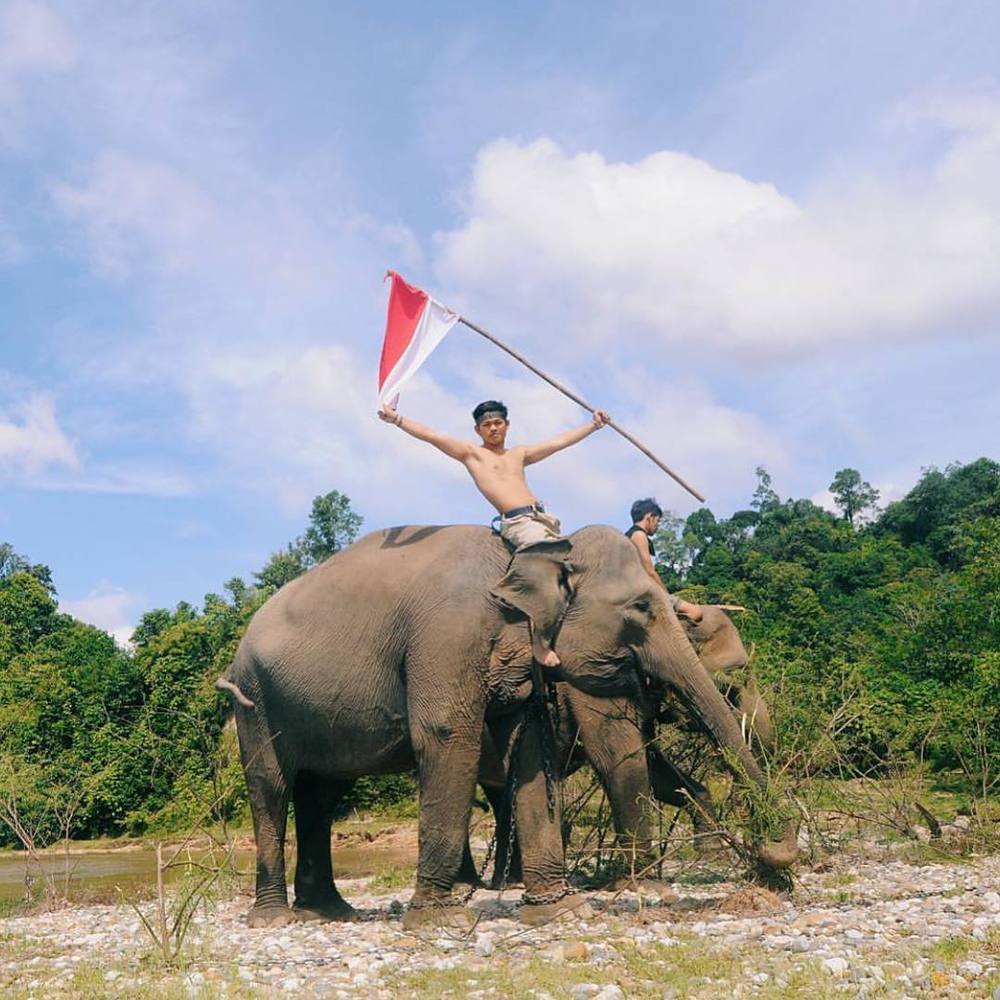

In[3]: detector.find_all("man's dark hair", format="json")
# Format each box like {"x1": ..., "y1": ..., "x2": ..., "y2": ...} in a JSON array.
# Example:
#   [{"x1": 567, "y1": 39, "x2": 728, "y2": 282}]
[
  {"x1": 472, "y1": 400, "x2": 508, "y2": 424},
  {"x1": 630, "y1": 498, "x2": 663, "y2": 524}
]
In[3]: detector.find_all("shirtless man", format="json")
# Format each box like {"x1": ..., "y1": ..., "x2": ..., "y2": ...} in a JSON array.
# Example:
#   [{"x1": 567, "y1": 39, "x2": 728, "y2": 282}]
[
  {"x1": 626, "y1": 498, "x2": 703, "y2": 622},
  {"x1": 378, "y1": 398, "x2": 609, "y2": 665}
]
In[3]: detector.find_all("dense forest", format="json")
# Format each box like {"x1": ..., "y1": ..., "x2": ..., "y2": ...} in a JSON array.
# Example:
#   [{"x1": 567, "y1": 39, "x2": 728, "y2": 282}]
[{"x1": 1, "y1": 460, "x2": 997, "y2": 847}]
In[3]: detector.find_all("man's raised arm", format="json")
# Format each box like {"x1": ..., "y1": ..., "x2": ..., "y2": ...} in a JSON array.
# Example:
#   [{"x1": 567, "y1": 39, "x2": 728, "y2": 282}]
[
  {"x1": 523, "y1": 410, "x2": 610, "y2": 465},
  {"x1": 378, "y1": 404, "x2": 473, "y2": 462}
]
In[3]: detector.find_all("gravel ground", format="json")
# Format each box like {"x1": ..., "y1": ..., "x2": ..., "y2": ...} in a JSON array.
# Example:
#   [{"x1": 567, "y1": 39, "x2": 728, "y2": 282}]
[{"x1": 2, "y1": 852, "x2": 999, "y2": 998}]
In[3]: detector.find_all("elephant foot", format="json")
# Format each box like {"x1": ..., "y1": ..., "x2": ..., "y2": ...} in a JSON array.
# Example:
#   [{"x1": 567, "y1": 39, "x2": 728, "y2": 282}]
[
  {"x1": 293, "y1": 899, "x2": 359, "y2": 923},
  {"x1": 401, "y1": 905, "x2": 475, "y2": 930},
  {"x1": 247, "y1": 904, "x2": 297, "y2": 928},
  {"x1": 520, "y1": 892, "x2": 594, "y2": 926}
]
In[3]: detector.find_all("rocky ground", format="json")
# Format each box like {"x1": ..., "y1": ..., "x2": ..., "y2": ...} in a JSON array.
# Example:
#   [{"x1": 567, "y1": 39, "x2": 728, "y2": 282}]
[{"x1": 2, "y1": 849, "x2": 999, "y2": 999}]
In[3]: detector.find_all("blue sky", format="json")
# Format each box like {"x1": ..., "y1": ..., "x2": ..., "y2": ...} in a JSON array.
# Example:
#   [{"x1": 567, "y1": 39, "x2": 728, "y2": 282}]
[{"x1": 1, "y1": 1, "x2": 999, "y2": 642}]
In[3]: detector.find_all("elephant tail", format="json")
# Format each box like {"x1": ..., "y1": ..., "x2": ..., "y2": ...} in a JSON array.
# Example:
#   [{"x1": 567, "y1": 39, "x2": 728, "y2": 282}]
[{"x1": 215, "y1": 676, "x2": 256, "y2": 710}]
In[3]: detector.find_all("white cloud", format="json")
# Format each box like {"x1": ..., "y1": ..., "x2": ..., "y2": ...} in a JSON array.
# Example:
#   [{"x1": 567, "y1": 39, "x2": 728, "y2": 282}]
[
  {"x1": 51, "y1": 150, "x2": 214, "y2": 280},
  {"x1": 436, "y1": 95, "x2": 1000, "y2": 360},
  {"x1": 0, "y1": 392, "x2": 78, "y2": 476},
  {"x1": 60, "y1": 583, "x2": 141, "y2": 648},
  {"x1": 36, "y1": 464, "x2": 194, "y2": 497},
  {"x1": 0, "y1": 1, "x2": 77, "y2": 145}
]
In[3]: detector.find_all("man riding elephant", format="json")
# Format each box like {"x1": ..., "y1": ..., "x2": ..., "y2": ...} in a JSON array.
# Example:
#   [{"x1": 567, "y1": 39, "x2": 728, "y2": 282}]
[
  {"x1": 378, "y1": 398, "x2": 609, "y2": 667},
  {"x1": 625, "y1": 497, "x2": 773, "y2": 747},
  {"x1": 216, "y1": 523, "x2": 798, "y2": 930}
]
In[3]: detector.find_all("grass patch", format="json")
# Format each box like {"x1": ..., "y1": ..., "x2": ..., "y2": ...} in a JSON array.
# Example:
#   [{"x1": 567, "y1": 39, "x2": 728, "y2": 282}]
[
  {"x1": 820, "y1": 872, "x2": 855, "y2": 888},
  {"x1": 394, "y1": 936, "x2": 846, "y2": 1000},
  {"x1": 369, "y1": 863, "x2": 417, "y2": 891},
  {"x1": 925, "y1": 934, "x2": 977, "y2": 963}
]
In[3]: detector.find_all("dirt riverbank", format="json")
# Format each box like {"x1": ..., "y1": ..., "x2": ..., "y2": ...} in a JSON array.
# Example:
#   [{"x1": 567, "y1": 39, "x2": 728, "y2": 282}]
[{"x1": 2, "y1": 843, "x2": 999, "y2": 998}]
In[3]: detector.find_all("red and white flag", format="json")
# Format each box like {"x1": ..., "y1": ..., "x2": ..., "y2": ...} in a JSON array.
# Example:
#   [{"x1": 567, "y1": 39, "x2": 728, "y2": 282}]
[{"x1": 378, "y1": 271, "x2": 459, "y2": 408}]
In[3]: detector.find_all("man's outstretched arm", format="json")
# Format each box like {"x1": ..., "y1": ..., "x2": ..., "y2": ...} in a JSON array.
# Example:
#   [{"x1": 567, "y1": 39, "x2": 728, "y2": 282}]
[
  {"x1": 378, "y1": 404, "x2": 473, "y2": 462},
  {"x1": 523, "y1": 410, "x2": 610, "y2": 465}
]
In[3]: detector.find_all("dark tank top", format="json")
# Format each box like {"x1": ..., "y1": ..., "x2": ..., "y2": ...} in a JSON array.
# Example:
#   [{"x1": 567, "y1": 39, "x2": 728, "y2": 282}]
[{"x1": 625, "y1": 524, "x2": 655, "y2": 558}]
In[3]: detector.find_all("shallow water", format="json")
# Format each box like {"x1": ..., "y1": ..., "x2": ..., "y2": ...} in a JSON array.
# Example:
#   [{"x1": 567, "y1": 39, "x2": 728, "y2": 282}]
[{"x1": 0, "y1": 841, "x2": 415, "y2": 903}]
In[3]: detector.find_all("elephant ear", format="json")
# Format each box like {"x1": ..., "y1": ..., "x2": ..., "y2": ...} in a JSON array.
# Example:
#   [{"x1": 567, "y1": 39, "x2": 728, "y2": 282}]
[{"x1": 490, "y1": 540, "x2": 575, "y2": 642}]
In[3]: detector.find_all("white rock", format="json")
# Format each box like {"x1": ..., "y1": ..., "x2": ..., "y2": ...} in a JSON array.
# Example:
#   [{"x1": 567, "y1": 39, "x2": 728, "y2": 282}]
[
  {"x1": 473, "y1": 932, "x2": 495, "y2": 957},
  {"x1": 823, "y1": 957, "x2": 849, "y2": 976},
  {"x1": 104, "y1": 971, "x2": 121, "y2": 983},
  {"x1": 595, "y1": 987, "x2": 625, "y2": 1000},
  {"x1": 752, "y1": 972, "x2": 770, "y2": 984},
  {"x1": 959, "y1": 960, "x2": 983, "y2": 977},
  {"x1": 571, "y1": 986, "x2": 600, "y2": 1000}
]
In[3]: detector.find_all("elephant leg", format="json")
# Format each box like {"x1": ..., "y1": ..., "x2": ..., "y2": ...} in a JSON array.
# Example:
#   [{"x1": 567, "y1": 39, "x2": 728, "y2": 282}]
[
  {"x1": 456, "y1": 837, "x2": 481, "y2": 886},
  {"x1": 482, "y1": 782, "x2": 522, "y2": 889},
  {"x1": 404, "y1": 713, "x2": 483, "y2": 926},
  {"x1": 492, "y1": 706, "x2": 592, "y2": 925},
  {"x1": 601, "y1": 755, "x2": 654, "y2": 873},
  {"x1": 292, "y1": 774, "x2": 358, "y2": 922},
  {"x1": 237, "y1": 710, "x2": 295, "y2": 928}
]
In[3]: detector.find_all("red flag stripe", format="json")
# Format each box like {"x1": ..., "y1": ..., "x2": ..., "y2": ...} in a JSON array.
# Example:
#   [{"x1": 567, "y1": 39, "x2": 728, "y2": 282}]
[{"x1": 379, "y1": 272, "x2": 428, "y2": 393}]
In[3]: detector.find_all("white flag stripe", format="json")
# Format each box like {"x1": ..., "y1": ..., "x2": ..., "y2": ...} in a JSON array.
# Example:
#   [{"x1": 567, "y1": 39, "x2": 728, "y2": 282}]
[{"x1": 378, "y1": 296, "x2": 459, "y2": 407}]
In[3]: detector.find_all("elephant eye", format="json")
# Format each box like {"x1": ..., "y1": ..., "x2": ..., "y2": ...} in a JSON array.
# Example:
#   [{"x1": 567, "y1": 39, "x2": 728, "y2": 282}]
[{"x1": 630, "y1": 599, "x2": 653, "y2": 616}]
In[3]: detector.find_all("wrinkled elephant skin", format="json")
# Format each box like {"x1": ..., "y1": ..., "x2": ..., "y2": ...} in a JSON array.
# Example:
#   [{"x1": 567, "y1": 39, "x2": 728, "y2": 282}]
[{"x1": 220, "y1": 525, "x2": 796, "y2": 928}]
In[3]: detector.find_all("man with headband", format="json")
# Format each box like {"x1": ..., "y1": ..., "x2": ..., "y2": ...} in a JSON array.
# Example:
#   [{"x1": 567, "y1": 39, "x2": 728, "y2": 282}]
[{"x1": 378, "y1": 398, "x2": 609, "y2": 667}]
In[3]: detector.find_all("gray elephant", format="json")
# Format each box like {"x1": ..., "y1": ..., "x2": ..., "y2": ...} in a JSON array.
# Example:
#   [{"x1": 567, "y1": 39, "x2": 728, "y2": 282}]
[
  {"x1": 218, "y1": 524, "x2": 796, "y2": 929},
  {"x1": 462, "y1": 682, "x2": 719, "y2": 889},
  {"x1": 469, "y1": 604, "x2": 778, "y2": 885}
]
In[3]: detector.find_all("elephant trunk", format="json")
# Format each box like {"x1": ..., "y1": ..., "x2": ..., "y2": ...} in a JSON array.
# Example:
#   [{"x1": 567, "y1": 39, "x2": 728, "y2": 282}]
[{"x1": 638, "y1": 608, "x2": 797, "y2": 869}]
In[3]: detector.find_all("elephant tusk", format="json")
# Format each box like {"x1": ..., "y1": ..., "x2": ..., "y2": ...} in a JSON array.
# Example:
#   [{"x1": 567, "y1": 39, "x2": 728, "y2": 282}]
[{"x1": 215, "y1": 677, "x2": 256, "y2": 709}]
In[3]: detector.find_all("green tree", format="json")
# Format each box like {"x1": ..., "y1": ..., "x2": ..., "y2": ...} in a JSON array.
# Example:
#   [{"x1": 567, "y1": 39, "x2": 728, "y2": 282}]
[
  {"x1": 652, "y1": 511, "x2": 693, "y2": 589},
  {"x1": 751, "y1": 466, "x2": 780, "y2": 513},
  {"x1": 829, "y1": 468, "x2": 880, "y2": 527},
  {"x1": 0, "y1": 543, "x2": 54, "y2": 592},
  {"x1": 254, "y1": 490, "x2": 363, "y2": 592},
  {"x1": 300, "y1": 491, "x2": 364, "y2": 563},
  {"x1": 0, "y1": 573, "x2": 64, "y2": 660},
  {"x1": 877, "y1": 458, "x2": 1000, "y2": 566}
]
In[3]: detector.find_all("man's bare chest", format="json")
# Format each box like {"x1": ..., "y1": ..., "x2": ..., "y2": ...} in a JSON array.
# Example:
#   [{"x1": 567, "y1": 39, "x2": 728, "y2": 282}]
[{"x1": 471, "y1": 449, "x2": 524, "y2": 479}]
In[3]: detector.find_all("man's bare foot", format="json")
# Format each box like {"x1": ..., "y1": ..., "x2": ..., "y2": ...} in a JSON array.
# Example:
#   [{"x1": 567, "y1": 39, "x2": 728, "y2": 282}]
[{"x1": 532, "y1": 633, "x2": 560, "y2": 667}]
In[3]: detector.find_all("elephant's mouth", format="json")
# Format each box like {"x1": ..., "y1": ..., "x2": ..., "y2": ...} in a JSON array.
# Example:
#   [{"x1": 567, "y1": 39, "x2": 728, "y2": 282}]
[{"x1": 555, "y1": 648, "x2": 641, "y2": 696}]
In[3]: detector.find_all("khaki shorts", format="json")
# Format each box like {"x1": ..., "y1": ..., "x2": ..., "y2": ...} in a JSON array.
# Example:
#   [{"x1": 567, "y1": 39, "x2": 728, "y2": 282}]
[{"x1": 498, "y1": 510, "x2": 563, "y2": 550}]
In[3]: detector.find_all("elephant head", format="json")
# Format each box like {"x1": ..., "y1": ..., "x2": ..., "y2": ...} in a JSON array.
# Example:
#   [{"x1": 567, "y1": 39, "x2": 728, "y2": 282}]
[
  {"x1": 491, "y1": 538, "x2": 575, "y2": 649},
  {"x1": 551, "y1": 527, "x2": 797, "y2": 870},
  {"x1": 678, "y1": 605, "x2": 775, "y2": 751}
]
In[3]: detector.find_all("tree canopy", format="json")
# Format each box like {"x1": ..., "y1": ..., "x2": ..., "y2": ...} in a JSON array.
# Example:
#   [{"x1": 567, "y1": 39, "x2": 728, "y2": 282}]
[{"x1": 1, "y1": 462, "x2": 998, "y2": 845}]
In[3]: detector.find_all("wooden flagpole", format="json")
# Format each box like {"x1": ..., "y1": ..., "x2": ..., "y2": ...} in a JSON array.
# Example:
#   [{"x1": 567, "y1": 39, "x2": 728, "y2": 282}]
[{"x1": 457, "y1": 315, "x2": 706, "y2": 503}]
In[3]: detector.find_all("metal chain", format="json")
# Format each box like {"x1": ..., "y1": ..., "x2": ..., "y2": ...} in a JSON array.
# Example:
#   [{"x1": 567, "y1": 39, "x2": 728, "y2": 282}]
[
  {"x1": 536, "y1": 684, "x2": 558, "y2": 819},
  {"x1": 408, "y1": 892, "x2": 471, "y2": 910},
  {"x1": 522, "y1": 885, "x2": 570, "y2": 906},
  {"x1": 494, "y1": 710, "x2": 525, "y2": 894},
  {"x1": 476, "y1": 824, "x2": 497, "y2": 885}
]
